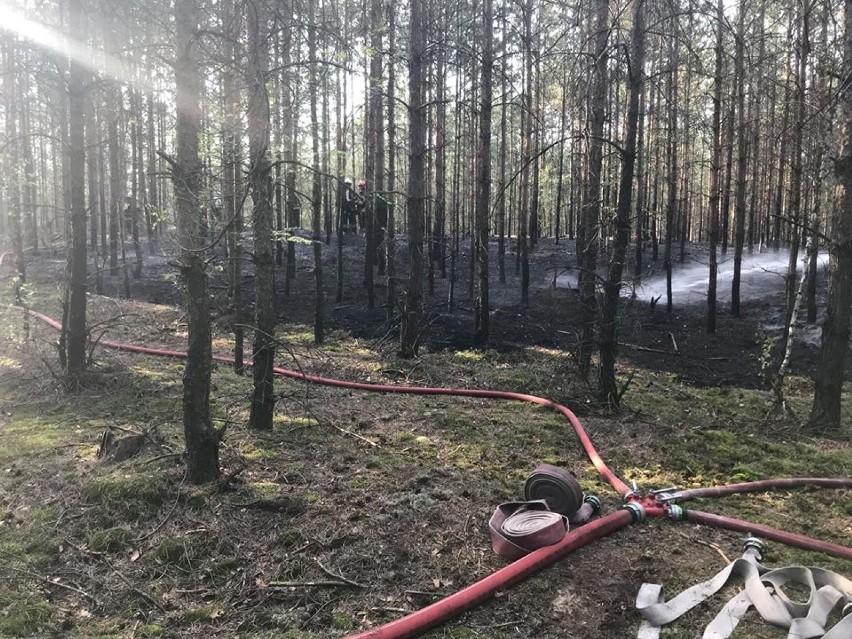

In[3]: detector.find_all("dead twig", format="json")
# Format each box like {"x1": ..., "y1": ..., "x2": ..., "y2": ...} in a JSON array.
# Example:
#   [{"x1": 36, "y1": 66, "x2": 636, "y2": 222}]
[
  {"x1": 333, "y1": 425, "x2": 379, "y2": 447},
  {"x1": 619, "y1": 343, "x2": 673, "y2": 355},
  {"x1": 266, "y1": 580, "x2": 361, "y2": 588},
  {"x1": 133, "y1": 467, "x2": 187, "y2": 543},
  {"x1": 315, "y1": 559, "x2": 364, "y2": 588},
  {"x1": 674, "y1": 531, "x2": 731, "y2": 564},
  {"x1": 669, "y1": 332, "x2": 680, "y2": 354},
  {"x1": 64, "y1": 539, "x2": 165, "y2": 611},
  {"x1": 5, "y1": 566, "x2": 100, "y2": 606}
]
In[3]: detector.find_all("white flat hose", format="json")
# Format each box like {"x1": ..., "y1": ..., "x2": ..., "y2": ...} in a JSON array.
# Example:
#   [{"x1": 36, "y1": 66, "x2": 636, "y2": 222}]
[{"x1": 636, "y1": 548, "x2": 852, "y2": 639}]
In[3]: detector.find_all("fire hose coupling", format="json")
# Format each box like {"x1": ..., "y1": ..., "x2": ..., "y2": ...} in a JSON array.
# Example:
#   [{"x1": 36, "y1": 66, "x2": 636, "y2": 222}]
[
  {"x1": 584, "y1": 495, "x2": 602, "y2": 515},
  {"x1": 743, "y1": 536, "x2": 766, "y2": 560},
  {"x1": 666, "y1": 504, "x2": 685, "y2": 520},
  {"x1": 623, "y1": 479, "x2": 641, "y2": 502},
  {"x1": 623, "y1": 501, "x2": 646, "y2": 523},
  {"x1": 843, "y1": 602, "x2": 852, "y2": 618}
]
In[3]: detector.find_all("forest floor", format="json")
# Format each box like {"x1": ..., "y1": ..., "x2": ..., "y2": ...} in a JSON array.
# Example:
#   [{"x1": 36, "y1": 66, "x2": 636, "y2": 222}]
[{"x1": 0, "y1": 233, "x2": 850, "y2": 639}]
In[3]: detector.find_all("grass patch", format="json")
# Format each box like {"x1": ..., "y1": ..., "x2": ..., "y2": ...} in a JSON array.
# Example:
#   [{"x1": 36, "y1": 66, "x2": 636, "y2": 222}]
[
  {"x1": 0, "y1": 601, "x2": 52, "y2": 637},
  {"x1": 0, "y1": 414, "x2": 68, "y2": 463},
  {"x1": 86, "y1": 526, "x2": 133, "y2": 553},
  {"x1": 83, "y1": 472, "x2": 169, "y2": 520}
]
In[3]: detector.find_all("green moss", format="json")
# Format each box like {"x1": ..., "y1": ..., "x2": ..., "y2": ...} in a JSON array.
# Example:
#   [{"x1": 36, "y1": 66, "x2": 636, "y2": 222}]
[
  {"x1": 0, "y1": 414, "x2": 67, "y2": 462},
  {"x1": 330, "y1": 612, "x2": 353, "y2": 630},
  {"x1": 84, "y1": 472, "x2": 169, "y2": 519},
  {"x1": 86, "y1": 526, "x2": 133, "y2": 553},
  {"x1": 0, "y1": 602, "x2": 52, "y2": 637},
  {"x1": 181, "y1": 606, "x2": 215, "y2": 624},
  {"x1": 247, "y1": 481, "x2": 280, "y2": 495},
  {"x1": 138, "y1": 624, "x2": 164, "y2": 637},
  {"x1": 146, "y1": 535, "x2": 210, "y2": 569}
]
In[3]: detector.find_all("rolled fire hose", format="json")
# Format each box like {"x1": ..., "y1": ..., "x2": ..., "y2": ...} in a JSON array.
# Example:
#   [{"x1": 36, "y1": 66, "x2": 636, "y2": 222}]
[
  {"x1": 636, "y1": 538, "x2": 852, "y2": 639},
  {"x1": 489, "y1": 465, "x2": 600, "y2": 561}
]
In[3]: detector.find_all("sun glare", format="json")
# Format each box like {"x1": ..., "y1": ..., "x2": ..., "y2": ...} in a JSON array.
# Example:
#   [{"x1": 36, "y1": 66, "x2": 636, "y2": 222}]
[{"x1": 0, "y1": 1, "x2": 148, "y2": 90}]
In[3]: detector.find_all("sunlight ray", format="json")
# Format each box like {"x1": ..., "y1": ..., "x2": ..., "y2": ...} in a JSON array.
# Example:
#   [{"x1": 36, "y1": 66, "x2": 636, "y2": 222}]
[{"x1": 0, "y1": 2, "x2": 152, "y2": 92}]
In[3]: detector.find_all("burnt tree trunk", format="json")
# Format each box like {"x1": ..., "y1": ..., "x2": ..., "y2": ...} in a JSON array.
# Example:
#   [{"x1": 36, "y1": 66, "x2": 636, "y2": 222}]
[
  {"x1": 809, "y1": 0, "x2": 852, "y2": 436},
  {"x1": 400, "y1": 0, "x2": 425, "y2": 358},
  {"x1": 707, "y1": 0, "x2": 724, "y2": 334},
  {"x1": 473, "y1": 0, "x2": 493, "y2": 346},
  {"x1": 598, "y1": 0, "x2": 644, "y2": 405}
]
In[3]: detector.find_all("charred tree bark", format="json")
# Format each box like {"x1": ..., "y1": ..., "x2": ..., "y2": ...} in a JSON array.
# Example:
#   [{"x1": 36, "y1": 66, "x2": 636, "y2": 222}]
[
  {"x1": 598, "y1": 0, "x2": 644, "y2": 406},
  {"x1": 707, "y1": 0, "x2": 724, "y2": 334},
  {"x1": 473, "y1": 0, "x2": 493, "y2": 346},
  {"x1": 400, "y1": 0, "x2": 425, "y2": 358},
  {"x1": 809, "y1": 0, "x2": 852, "y2": 436}
]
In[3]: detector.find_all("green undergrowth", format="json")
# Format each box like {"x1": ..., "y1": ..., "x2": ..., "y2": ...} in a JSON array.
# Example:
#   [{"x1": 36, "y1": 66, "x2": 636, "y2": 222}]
[{"x1": 0, "y1": 293, "x2": 850, "y2": 638}]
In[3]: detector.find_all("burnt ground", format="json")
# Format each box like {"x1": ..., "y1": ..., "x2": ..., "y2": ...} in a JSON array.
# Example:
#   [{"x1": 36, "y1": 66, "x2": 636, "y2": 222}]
[
  {"x1": 73, "y1": 230, "x2": 826, "y2": 387},
  {"x1": 0, "y1": 232, "x2": 849, "y2": 639}
]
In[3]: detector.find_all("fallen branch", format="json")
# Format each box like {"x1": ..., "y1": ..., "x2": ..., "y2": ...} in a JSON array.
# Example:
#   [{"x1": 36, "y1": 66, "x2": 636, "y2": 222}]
[
  {"x1": 333, "y1": 425, "x2": 379, "y2": 447},
  {"x1": 669, "y1": 332, "x2": 680, "y2": 354},
  {"x1": 620, "y1": 342, "x2": 672, "y2": 355},
  {"x1": 266, "y1": 580, "x2": 362, "y2": 588}
]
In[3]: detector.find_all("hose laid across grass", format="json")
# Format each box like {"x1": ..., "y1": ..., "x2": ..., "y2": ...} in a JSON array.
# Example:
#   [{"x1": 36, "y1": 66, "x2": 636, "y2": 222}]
[{"x1": 17, "y1": 306, "x2": 852, "y2": 639}]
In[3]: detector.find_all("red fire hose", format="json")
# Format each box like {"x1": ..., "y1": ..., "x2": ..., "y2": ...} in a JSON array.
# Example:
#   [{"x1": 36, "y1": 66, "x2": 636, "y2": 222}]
[
  {"x1": 675, "y1": 508, "x2": 852, "y2": 561},
  {"x1": 16, "y1": 307, "x2": 852, "y2": 638},
  {"x1": 345, "y1": 509, "x2": 636, "y2": 639},
  {"x1": 21, "y1": 308, "x2": 631, "y2": 497},
  {"x1": 668, "y1": 477, "x2": 852, "y2": 503}
]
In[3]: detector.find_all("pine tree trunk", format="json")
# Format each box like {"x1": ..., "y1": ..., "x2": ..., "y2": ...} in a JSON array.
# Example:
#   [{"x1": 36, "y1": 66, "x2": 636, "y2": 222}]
[
  {"x1": 664, "y1": 28, "x2": 678, "y2": 314},
  {"x1": 308, "y1": 0, "x2": 324, "y2": 344},
  {"x1": 172, "y1": 0, "x2": 219, "y2": 482},
  {"x1": 4, "y1": 42, "x2": 25, "y2": 283},
  {"x1": 65, "y1": 0, "x2": 88, "y2": 386},
  {"x1": 730, "y1": 0, "x2": 748, "y2": 317},
  {"x1": 222, "y1": 0, "x2": 244, "y2": 374},
  {"x1": 578, "y1": 0, "x2": 609, "y2": 374},
  {"x1": 473, "y1": 0, "x2": 493, "y2": 346},
  {"x1": 809, "y1": 0, "x2": 852, "y2": 435},
  {"x1": 385, "y1": 2, "x2": 397, "y2": 323},
  {"x1": 247, "y1": 0, "x2": 276, "y2": 431},
  {"x1": 707, "y1": 0, "x2": 724, "y2": 334},
  {"x1": 598, "y1": 0, "x2": 644, "y2": 405},
  {"x1": 783, "y1": 2, "x2": 810, "y2": 345},
  {"x1": 400, "y1": 0, "x2": 426, "y2": 358}
]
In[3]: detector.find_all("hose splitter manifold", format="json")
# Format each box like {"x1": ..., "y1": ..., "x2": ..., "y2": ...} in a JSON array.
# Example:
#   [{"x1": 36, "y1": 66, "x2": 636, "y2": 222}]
[{"x1": 16, "y1": 308, "x2": 852, "y2": 639}]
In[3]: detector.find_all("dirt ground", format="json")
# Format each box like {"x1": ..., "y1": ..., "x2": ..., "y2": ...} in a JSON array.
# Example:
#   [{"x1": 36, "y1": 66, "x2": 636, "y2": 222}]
[{"x1": 0, "y1": 232, "x2": 849, "y2": 639}]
